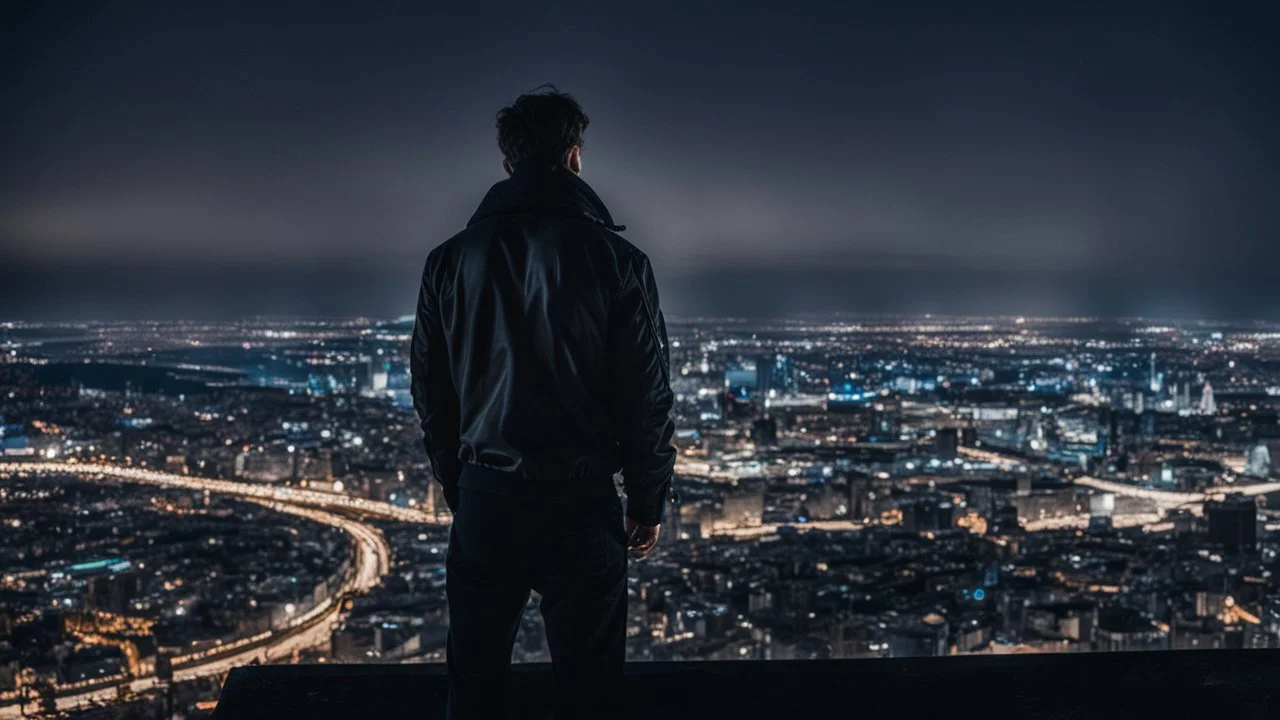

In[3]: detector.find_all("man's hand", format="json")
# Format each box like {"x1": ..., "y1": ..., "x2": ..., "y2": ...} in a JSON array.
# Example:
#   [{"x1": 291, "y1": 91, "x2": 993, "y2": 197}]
[{"x1": 625, "y1": 518, "x2": 660, "y2": 558}]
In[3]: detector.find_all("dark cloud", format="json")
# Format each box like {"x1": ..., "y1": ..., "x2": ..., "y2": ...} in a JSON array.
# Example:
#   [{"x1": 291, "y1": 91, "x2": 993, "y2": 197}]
[{"x1": 2, "y1": 0, "x2": 1278, "y2": 320}]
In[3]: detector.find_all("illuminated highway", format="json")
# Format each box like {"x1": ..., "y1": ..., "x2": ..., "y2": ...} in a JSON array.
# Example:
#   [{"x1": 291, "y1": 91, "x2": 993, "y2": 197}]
[
  {"x1": 1023, "y1": 513, "x2": 1163, "y2": 532},
  {"x1": 1073, "y1": 475, "x2": 1280, "y2": 514},
  {"x1": 0, "y1": 462, "x2": 408, "y2": 716},
  {"x1": 1073, "y1": 476, "x2": 1206, "y2": 510},
  {"x1": 707, "y1": 519, "x2": 864, "y2": 539},
  {"x1": 1218, "y1": 482, "x2": 1280, "y2": 496},
  {"x1": 0, "y1": 461, "x2": 441, "y2": 524}
]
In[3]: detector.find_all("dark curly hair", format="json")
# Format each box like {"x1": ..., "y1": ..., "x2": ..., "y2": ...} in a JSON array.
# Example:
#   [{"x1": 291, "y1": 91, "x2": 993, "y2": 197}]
[{"x1": 496, "y1": 84, "x2": 589, "y2": 168}]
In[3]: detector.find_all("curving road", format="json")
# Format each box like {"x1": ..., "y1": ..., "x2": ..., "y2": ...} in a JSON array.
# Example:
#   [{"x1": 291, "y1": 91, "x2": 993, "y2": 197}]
[
  {"x1": 0, "y1": 462, "x2": 416, "y2": 717},
  {"x1": 0, "y1": 461, "x2": 442, "y2": 524}
]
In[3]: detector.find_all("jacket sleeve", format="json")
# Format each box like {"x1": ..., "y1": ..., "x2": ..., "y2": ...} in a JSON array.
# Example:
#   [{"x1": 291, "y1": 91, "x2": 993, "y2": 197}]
[
  {"x1": 608, "y1": 252, "x2": 677, "y2": 527},
  {"x1": 410, "y1": 257, "x2": 463, "y2": 512}
]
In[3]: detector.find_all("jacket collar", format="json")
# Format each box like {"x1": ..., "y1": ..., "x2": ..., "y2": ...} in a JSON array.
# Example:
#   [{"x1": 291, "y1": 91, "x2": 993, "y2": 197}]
[{"x1": 467, "y1": 164, "x2": 626, "y2": 232}]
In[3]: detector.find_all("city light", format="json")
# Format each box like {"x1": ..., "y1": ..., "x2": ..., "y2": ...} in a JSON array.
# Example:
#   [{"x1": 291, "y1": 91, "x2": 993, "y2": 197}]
[{"x1": 2, "y1": 315, "x2": 1280, "y2": 716}]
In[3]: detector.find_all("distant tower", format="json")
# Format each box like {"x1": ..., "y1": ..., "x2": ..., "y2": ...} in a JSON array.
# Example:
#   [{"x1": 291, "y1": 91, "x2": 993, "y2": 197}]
[
  {"x1": 1199, "y1": 382, "x2": 1216, "y2": 416},
  {"x1": 757, "y1": 354, "x2": 775, "y2": 397},
  {"x1": 848, "y1": 475, "x2": 871, "y2": 521},
  {"x1": 660, "y1": 491, "x2": 684, "y2": 544},
  {"x1": 757, "y1": 354, "x2": 794, "y2": 398},
  {"x1": 1149, "y1": 353, "x2": 1161, "y2": 393},
  {"x1": 1105, "y1": 407, "x2": 1120, "y2": 457}
]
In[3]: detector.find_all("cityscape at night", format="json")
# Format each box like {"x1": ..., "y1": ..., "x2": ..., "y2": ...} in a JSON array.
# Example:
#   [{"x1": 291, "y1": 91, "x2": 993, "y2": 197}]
[
  {"x1": 6, "y1": 0, "x2": 1280, "y2": 716},
  {"x1": 2, "y1": 315, "x2": 1279, "y2": 715}
]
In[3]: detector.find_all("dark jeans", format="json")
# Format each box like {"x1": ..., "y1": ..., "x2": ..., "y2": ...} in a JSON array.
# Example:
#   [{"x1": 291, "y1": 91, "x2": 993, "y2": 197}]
[{"x1": 445, "y1": 486, "x2": 628, "y2": 719}]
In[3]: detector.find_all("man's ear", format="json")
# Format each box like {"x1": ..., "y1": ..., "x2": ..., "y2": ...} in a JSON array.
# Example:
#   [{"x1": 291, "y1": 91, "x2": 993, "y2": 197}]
[
  {"x1": 565, "y1": 146, "x2": 582, "y2": 175},
  {"x1": 502, "y1": 157, "x2": 513, "y2": 175}
]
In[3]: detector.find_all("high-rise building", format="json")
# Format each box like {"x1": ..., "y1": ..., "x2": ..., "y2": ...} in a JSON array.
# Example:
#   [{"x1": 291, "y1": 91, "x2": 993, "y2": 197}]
[
  {"x1": 660, "y1": 492, "x2": 684, "y2": 544},
  {"x1": 725, "y1": 359, "x2": 757, "y2": 396},
  {"x1": 1205, "y1": 496, "x2": 1258, "y2": 554},
  {"x1": 87, "y1": 573, "x2": 140, "y2": 616},
  {"x1": 1245, "y1": 443, "x2": 1272, "y2": 478},
  {"x1": 934, "y1": 428, "x2": 959, "y2": 460},
  {"x1": 757, "y1": 353, "x2": 795, "y2": 397},
  {"x1": 370, "y1": 362, "x2": 389, "y2": 392},
  {"x1": 1140, "y1": 411, "x2": 1156, "y2": 438},
  {"x1": 887, "y1": 613, "x2": 948, "y2": 658},
  {"x1": 1101, "y1": 407, "x2": 1121, "y2": 457},
  {"x1": 751, "y1": 415, "x2": 779, "y2": 447},
  {"x1": 1200, "y1": 382, "x2": 1216, "y2": 415},
  {"x1": 901, "y1": 497, "x2": 954, "y2": 533},
  {"x1": 847, "y1": 475, "x2": 872, "y2": 521}
]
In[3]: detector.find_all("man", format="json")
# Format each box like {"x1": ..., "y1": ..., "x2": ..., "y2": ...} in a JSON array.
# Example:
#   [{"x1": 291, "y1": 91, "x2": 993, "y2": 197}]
[{"x1": 410, "y1": 86, "x2": 677, "y2": 719}]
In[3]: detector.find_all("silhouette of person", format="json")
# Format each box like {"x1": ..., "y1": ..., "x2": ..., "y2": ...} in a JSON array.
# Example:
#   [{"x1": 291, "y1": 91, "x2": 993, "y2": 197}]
[{"x1": 411, "y1": 85, "x2": 676, "y2": 719}]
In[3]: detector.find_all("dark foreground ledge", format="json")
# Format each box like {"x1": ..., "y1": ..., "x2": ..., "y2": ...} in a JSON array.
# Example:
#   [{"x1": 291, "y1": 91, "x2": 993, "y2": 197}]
[{"x1": 212, "y1": 650, "x2": 1280, "y2": 719}]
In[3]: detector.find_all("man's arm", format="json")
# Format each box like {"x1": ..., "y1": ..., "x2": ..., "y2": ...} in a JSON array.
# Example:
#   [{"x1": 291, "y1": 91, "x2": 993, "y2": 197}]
[
  {"x1": 609, "y1": 252, "x2": 677, "y2": 530},
  {"x1": 410, "y1": 258, "x2": 463, "y2": 512}
]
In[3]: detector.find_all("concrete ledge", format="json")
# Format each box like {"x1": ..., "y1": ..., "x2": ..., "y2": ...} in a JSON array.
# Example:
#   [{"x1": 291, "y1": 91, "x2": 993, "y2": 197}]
[{"x1": 212, "y1": 650, "x2": 1280, "y2": 719}]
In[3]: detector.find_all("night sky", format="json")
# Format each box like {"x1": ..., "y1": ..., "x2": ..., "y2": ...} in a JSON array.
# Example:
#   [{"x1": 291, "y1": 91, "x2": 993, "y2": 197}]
[{"x1": 2, "y1": 1, "x2": 1278, "y2": 321}]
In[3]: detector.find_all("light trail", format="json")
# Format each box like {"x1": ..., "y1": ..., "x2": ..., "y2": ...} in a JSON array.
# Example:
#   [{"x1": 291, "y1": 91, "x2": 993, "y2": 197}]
[
  {"x1": 1217, "y1": 482, "x2": 1280, "y2": 497},
  {"x1": 1073, "y1": 476, "x2": 1205, "y2": 509},
  {"x1": 1022, "y1": 513, "x2": 1163, "y2": 532},
  {"x1": 0, "y1": 461, "x2": 442, "y2": 524},
  {"x1": 1073, "y1": 475, "x2": 1280, "y2": 513},
  {"x1": 706, "y1": 519, "x2": 864, "y2": 539},
  {"x1": 0, "y1": 462, "x2": 408, "y2": 717}
]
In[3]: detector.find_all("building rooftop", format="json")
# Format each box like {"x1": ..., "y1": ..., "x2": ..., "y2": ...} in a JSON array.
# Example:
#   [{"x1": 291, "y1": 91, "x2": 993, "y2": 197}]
[{"x1": 212, "y1": 650, "x2": 1280, "y2": 719}]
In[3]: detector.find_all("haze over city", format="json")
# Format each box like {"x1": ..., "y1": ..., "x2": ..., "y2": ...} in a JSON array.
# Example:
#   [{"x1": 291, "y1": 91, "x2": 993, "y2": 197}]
[{"x1": 3, "y1": 0, "x2": 1279, "y2": 320}]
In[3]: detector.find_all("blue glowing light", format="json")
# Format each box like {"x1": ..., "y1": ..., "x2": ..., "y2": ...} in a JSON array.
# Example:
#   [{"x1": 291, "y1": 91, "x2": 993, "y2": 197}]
[{"x1": 973, "y1": 588, "x2": 986, "y2": 601}]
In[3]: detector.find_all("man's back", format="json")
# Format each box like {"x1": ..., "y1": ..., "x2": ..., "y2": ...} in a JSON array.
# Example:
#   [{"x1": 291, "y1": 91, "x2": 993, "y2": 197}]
[
  {"x1": 409, "y1": 87, "x2": 676, "y2": 719},
  {"x1": 428, "y1": 164, "x2": 644, "y2": 480},
  {"x1": 412, "y1": 162, "x2": 676, "y2": 525}
]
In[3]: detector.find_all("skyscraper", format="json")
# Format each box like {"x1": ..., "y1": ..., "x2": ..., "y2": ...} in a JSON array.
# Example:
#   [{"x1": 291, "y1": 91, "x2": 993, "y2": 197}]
[
  {"x1": 757, "y1": 353, "x2": 795, "y2": 398},
  {"x1": 847, "y1": 475, "x2": 872, "y2": 521},
  {"x1": 934, "y1": 428, "x2": 959, "y2": 460},
  {"x1": 1205, "y1": 496, "x2": 1258, "y2": 554},
  {"x1": 751, "y1": 415, "x2": 779, "y2": 447},
  {"x1": 1199, "y1": 382, "x2": 1216, "y2": 415},
  {"x1": 1106, "y1": 407, "x2": 1120, "y2": 457}
]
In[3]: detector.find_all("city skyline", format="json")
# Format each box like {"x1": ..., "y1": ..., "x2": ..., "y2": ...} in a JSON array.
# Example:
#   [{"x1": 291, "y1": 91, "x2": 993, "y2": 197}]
[
  {"x1": 4, "y1": 1, "x2": 1280, "y2": 320},
  {"x1": 3, "y1": 314, "x2": 1280, "y2": 716}
]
